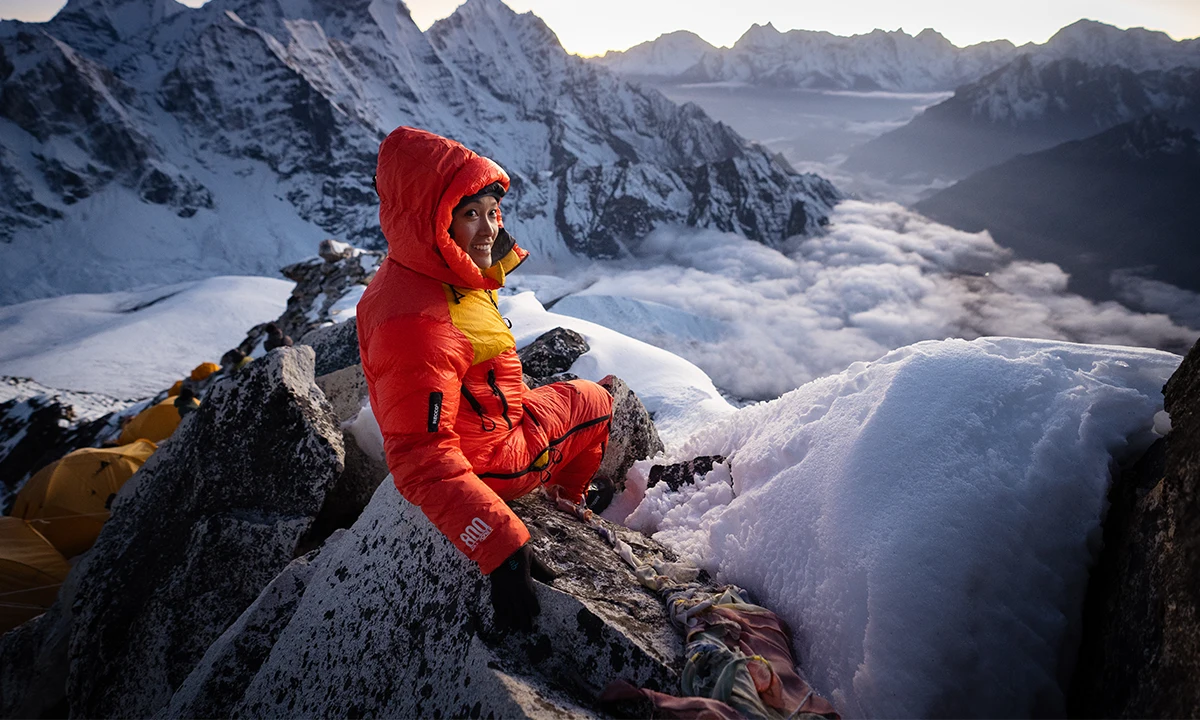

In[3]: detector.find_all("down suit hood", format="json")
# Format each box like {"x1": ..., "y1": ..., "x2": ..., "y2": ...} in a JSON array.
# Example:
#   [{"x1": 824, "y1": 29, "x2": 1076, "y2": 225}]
[{"x1": 375, "y1": 126, "x2": 525, "y2": 289}]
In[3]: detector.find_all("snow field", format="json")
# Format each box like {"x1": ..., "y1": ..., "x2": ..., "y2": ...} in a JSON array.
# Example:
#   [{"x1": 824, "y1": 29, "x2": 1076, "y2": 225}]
[{"x1": 0, "y1": 276, "x2": 293, "y2": 397}]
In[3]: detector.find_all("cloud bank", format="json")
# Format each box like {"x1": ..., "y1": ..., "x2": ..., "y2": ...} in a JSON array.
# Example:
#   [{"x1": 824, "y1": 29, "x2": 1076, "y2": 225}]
[{"x1": 523, "y1": 201, "x2": 1197, "y2": 400}]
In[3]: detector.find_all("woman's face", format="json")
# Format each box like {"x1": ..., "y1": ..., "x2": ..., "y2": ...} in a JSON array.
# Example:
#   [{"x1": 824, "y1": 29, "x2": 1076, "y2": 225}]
[{"x1": 449, "y1": 196, "x2": 500, "y2": 270}]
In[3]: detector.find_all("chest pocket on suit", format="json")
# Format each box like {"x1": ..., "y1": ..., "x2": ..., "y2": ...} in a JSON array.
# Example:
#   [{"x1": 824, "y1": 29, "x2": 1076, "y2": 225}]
[{"x1": 444, "y1": 285, "x2": 515, "y2": 365}]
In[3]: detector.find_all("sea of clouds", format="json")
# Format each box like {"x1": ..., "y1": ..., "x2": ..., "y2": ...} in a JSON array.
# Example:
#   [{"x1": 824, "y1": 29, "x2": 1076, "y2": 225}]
[{"x1": 521, "y1": 201, "x2": 1197, "y2": 400}]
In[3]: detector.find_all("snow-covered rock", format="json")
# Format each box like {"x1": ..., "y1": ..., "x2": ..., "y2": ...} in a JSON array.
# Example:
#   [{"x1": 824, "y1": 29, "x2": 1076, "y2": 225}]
[
  {"x1": 64, "y1": 345, "x2": 344, "y2": 717},
  {"x1": 0, "y1": 0, "x2": 840, "y2": 305},
  {"x1": 0, "y1": 378, "x2": 129, "y2": 496}
]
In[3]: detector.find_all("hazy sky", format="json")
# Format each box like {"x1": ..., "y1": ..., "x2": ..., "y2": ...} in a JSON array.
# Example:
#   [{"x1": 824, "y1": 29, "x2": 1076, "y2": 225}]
[{"x1": 3, "y1": 0, "x2": 1199, "y2": 56}]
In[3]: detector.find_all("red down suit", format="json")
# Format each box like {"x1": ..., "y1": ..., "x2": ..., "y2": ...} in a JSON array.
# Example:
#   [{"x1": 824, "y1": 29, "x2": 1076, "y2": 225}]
[{"x1": 357, "y1": 127, "x2": 613, "y2": 574}]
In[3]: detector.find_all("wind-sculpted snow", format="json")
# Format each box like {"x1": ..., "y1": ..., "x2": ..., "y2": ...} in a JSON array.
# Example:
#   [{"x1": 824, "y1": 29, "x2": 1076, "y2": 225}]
[
  {"x1": 622, "y1": 337, "x2": 1181, "y2": 717},
  {"x1": 0, "y1": 0, "x2": 840, "y2": 303},
  {"x1": 547, "y1": 201, "x2": 1198, "y2": 400}
]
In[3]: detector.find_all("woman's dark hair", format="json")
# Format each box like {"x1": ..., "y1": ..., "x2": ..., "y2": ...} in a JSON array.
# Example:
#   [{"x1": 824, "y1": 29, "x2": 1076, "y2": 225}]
[{"x1": 452, "y1": 182, "x2": 506, "y2": 213}]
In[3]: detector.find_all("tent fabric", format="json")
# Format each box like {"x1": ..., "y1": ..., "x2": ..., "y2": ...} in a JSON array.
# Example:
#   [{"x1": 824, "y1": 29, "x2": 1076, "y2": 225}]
[
  {"x1": 168, "y1": 379, "x2": 185, "y2": 396},
  {"x1": 118, "y1": 397, "x2": 184, "y2": 445},
  {"x1": 190, "y1": 362, "x2": 220, "y2": 381},
  {"x1": 0, "y1": 517, "x2": 71, "y2": 633},
  {"x1": 12, "y1": 440, "x2": 157, "y2": 558}
]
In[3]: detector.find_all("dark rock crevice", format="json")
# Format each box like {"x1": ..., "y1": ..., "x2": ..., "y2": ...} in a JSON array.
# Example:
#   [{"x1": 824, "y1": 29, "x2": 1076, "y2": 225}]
[{"x1": 1069, "y1": 337, "x2": 1200, "y2": 716}]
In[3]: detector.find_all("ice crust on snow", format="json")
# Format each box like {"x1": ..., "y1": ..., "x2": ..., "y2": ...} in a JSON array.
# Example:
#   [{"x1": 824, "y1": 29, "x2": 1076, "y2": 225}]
[{"x1": 625, "y1": 336, "x2": 1180, "y2": 717}]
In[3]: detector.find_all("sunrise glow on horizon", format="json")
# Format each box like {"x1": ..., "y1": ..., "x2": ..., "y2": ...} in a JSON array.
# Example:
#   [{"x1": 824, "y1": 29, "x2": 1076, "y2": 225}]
[{"x1": 2, "y1": 0, "x2": 1198, "y2": 56}]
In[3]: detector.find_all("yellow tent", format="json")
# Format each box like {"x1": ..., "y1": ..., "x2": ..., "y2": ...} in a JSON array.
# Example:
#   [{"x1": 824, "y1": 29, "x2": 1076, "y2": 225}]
[
  {"x1": 168, "y1": 379, "x2": 184, "y2": 396},
  {"x1": 11, "y1": 440, "x2": 157, "y2": 558},
  {"x1": 0, "y1": 517, "x2": 71, "y2": 633},
  {"x1": 118, "y1": 397, "x2": 184, "y2": 445},
  {"x1": 190, "y1": 361, "x2": 220, "y2": 381}
]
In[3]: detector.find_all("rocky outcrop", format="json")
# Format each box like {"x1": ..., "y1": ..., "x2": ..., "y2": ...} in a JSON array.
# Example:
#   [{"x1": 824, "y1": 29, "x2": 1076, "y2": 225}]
[
  {"x1": 235, "y1": 249, "x2": 381, "y2": 359},
  {"x1": 649, "y1": 455, "x2": 729, "y2": 492},
  {"x1": 166, "y1": 484, "x2": 684, "y2": 718},
  {"x1": 298, "y1": 319, "x2": 362, "y2": 378},
  {"x1": 62, "y1": 346, "x2": 344, "y2": 718},
  {"x1": 0, "y1": 378, "x2": 130, "y2": 496},
  {"x1": 300, "y1": 362, "x2": 387, "y2": 553},
  {"x1": 598, "y1": 375, "x2": 665, "y2": 488},
  {"x1": 1070, "y1": 338, "x2": 1200, "y2": 716},
  {"x1": 0, "y1": 567, "x2": 77, "y2": 719},
  {"x1": 518, "y1": 327, "x2": 591, "y2": 379}
]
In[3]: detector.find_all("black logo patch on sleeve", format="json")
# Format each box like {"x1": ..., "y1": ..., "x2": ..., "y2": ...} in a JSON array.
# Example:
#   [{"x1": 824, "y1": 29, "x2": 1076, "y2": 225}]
[{"x1": 428, "y1": 391, "x2": 443, "y2": 432}]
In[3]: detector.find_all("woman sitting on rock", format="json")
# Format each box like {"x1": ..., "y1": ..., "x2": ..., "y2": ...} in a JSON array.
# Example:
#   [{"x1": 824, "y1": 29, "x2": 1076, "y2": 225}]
[{"x1": 357, "y1": 127, "x2": 614, "y2": 632}]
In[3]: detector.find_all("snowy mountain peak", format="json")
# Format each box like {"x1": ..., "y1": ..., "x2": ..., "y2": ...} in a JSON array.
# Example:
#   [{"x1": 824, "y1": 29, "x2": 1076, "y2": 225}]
[
  {"x1": 736, "y1": 21, "x2": 784, "y2": 49},
  {"x1": 1040, "y1": 18, "x2": 1200, "y2": 71},
  {"x1": 47, "y1": 0, "x2": 187, "y2": 56},
  {"x1": 596, "y1": 30, "x2": 716, "y2": 77},
  {"x1": 915, "y1": 27, "x2": 953, "y2": 48},
  {"x1": 1049, "y1": 18, "x2": 1168, "y2": 44},
  {"x1": 432, "y1": 0, "x2": 566, "y2": 65},
  {"x1": 598, "y1": 22, "x2": 1025, "y2": 91},
  {"x1": 0, "y1": 0, "x2": 841, "y2": 303}
]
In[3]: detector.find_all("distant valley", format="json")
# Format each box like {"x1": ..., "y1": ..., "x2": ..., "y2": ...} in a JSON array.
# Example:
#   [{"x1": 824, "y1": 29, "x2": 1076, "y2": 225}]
[{"x1": 914, "y1": 115, "x2": 1200, "y2": 317}]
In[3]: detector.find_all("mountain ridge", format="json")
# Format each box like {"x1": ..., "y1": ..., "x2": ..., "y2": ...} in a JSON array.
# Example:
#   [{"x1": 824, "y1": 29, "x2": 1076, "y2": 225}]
[
  {"x1": 595, "y1": 18, "x2": 1199, "y2": 92},
  {"x1": 913, "y1": 114, "x2": 1200, "y2": 307},
  {"x1": 843, "y1": 56, "x2": 1200, "y2": 182},
  {"x1": 0, "y1": 0, "x2": 840, "y2": 305}
]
